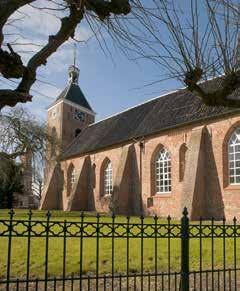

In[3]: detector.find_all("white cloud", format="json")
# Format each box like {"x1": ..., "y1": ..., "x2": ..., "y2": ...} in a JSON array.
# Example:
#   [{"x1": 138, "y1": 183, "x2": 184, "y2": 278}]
[
  {"x1": 3, "y1": 2, "x2": 60, "y2": 63},
  {"x1": 3, "y1": 1, "x2": 96, "y2": 74},
  {"x1": 17, "y1": 1, "x2": 61, "y2": 38},
  {"x1": 5, "y1": 2, "x2": 94, "y2": 44},
  {"x1": 74, "y1": 25, "x2": 95, "y2": 42},
  {"x1": 22, "y1": 82, "x2": 62, "y2": 121}
]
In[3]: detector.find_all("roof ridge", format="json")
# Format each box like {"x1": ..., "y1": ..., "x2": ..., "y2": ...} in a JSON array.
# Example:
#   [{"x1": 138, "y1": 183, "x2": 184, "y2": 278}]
[
  {"x1": 88, "y1": 74, "x2": 226, "y2": 127},
  {"x1": 89, "y1": 87, "x2": 185, "y2": 127}
]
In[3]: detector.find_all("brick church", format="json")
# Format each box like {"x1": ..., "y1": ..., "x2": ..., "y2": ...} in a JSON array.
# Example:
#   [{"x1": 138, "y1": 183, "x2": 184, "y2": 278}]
[{"x1": 40, "y1": 65, "x2": 240, "y2": 220}]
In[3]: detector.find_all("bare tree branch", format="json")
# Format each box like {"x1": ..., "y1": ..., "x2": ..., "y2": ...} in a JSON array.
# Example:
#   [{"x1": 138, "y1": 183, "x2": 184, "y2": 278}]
[
  {"x1": 127, "y1": 0, "x2": 240, "y2": 107},
  {"x1": 0, "y1": 0, "x2": 132, "y2": 109}
]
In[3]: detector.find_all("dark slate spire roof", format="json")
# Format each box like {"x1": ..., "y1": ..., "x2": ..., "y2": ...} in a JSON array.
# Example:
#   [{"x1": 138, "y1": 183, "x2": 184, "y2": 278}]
[
  {"x1": 56, "y1": 82, "x2": 93, "y2": 111},
  {"x1": 62, "y1": 78, "x2": 240, "y2": 160},
  {"x1": 50, "y1": 65, "x2": 93, "y2": 112}
]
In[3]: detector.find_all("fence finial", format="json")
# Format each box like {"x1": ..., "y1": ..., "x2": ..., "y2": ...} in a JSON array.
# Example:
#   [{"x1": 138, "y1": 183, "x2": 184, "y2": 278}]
[
  {"x1": 46, "y1": 210, "x2": 51, "y2": 220},
  {"x1": 182, "y1": 207, "x2": 188, "y2": 217},
  {"x1": 9, "y1": 208, "x2": 14, "y2": 218},
  {"x1": 28, "y1": 209, "x2": 32, "y2": 218}
]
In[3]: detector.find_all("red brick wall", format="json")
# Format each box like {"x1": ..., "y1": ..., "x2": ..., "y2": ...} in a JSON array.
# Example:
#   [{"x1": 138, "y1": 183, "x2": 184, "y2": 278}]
[
  {"x1": 55, "y1": 113, "x2": 240, "y2": 219},
  {"x1": 60, "y1": 147, "x2": 123, "y2": 212},
  {"x1": 210, "y1": 116, "x2": 240, "y2": 219}
]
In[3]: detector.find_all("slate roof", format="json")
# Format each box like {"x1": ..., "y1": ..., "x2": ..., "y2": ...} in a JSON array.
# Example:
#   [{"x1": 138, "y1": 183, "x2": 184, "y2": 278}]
[
  {"x1": 55, "y1": 82, "x2": 93, "y2": 112},
  {"x1": 62, "y1": 79, "x2": 240, "y2": 160}
]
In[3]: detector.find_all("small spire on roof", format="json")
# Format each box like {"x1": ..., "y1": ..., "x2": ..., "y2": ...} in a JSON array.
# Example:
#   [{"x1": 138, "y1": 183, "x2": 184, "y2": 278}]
[
  {"x1": 68, "y1": 65, "x2": 79, "y2": 84},
  {"x1": 68, "y1": 43, "x2": 79, "y2": 84}
]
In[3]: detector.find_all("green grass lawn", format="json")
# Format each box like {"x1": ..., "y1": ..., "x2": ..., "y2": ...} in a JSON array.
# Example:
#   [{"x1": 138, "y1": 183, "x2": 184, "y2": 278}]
[{"x1": 0, "y1": 209, "x2": 239, "y2": 280}]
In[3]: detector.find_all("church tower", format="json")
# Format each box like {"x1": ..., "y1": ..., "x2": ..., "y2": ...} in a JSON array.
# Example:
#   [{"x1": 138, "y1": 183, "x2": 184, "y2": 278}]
[
  {"x1": 47, "y1": 65, "x2": 95, "y2": 151},
  {"x1": 41, "y1": 64, "x2": 95, "y2": 210}
]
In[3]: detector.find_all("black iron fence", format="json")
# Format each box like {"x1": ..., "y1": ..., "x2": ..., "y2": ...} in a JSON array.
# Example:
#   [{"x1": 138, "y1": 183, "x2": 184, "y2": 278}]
[{"x1": 0, "y1": 208, "x2": 240, "y2": 290}]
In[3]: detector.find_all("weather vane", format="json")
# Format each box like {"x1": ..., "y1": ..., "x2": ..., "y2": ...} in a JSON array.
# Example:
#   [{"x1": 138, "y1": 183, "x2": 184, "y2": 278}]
[{"x1": 73, "y1": 43, "x2": 77, "y2": 68}]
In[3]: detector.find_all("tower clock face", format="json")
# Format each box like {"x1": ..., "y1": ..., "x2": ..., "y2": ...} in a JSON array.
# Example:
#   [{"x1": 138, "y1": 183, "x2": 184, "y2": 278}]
[
  {"x1": 74, "y1": 109, "x2": 85, "y2": 122},
  {"x1": 51, "y1": 108, "x2": 57, "y2": 119}
]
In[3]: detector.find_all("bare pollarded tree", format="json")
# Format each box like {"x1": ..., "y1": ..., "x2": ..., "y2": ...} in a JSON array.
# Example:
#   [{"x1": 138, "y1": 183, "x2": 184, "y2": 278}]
[
  {"x1": 130, "y1": 0, "x2": 240, "y2": 107},
  {"x1": 0, "y1": 107, "x2": 58, "y2": 205},
  {"x1": 0, "y1": 107, "x2": 58, "y2": 164},
  {"x1": 0, "y1": 0, "x2": 147, "y2": 109}
]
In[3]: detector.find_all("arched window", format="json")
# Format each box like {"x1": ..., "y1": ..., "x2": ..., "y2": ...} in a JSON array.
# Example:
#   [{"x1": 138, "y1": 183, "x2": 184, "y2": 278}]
[
  {"x1": 155, "y1": 148, "x2": 171, "y2": 193},
  {"x1": 228, "y1": 128, "x2": 240, "y2": 184},
  {"x1": 104, "y1": 161, "x2": 113, "y2": 195}
]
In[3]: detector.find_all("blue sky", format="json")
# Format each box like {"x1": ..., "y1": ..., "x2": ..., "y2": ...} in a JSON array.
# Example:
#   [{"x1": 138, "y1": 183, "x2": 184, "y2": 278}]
[
  {"x1": 1, "y1": 1, "x2": 237, "y2": 122},
  {"x1": 0, "y1": 1, "x2": 181, "y2": 122}
]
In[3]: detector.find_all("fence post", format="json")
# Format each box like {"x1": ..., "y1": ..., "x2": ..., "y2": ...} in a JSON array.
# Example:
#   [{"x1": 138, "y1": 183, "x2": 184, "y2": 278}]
[
  {"x1": 6, "y1": 209, "x2": 14, "y2": 291},
  {"x1": 181, "y1": 207, "x2": 189, "y2": 291}
]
